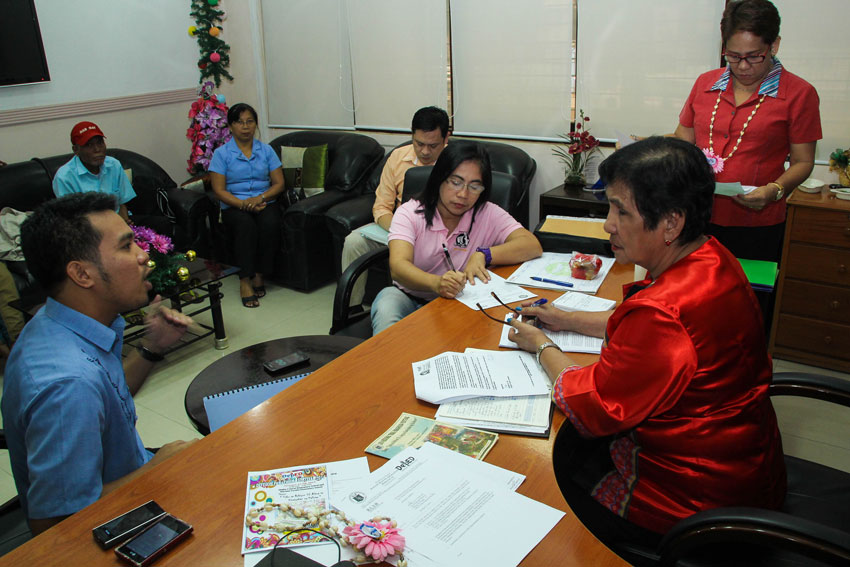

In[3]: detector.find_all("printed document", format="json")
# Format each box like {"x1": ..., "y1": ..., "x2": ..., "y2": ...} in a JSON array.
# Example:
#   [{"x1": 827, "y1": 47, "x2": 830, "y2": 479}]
[
  {"x1": 412, "y1": 350, "x2": 551, "y2": 404},
  {"x1": 454, "y1": 270, "x2": 536, "y2": 309},
  {"x1": 335, "y1": 443, "x2": 563, "y2": 567},
  {"x1": 506, "y1": 252, "x2": 616, "y2": 294},
  {"x1": 499, "y1": 314, "x2": 603, "y2": 354},
  {"x1": 436, "y1": 394, "x2": 552, "y2": 431}
]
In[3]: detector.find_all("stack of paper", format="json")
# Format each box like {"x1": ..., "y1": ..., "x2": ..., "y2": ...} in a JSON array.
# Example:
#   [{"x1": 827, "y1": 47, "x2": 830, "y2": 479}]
[
  {"x1": 412, "y1": 348, "x2": 555, "y2": 436},
  {"x1": 336, "y1": 443, "x2": 564, "y2": 567}
]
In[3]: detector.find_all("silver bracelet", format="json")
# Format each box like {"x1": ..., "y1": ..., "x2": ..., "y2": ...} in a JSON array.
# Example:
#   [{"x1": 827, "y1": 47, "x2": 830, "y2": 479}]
[{"x1": 536, "y1": 341, "x2": 561, "y2": 365}]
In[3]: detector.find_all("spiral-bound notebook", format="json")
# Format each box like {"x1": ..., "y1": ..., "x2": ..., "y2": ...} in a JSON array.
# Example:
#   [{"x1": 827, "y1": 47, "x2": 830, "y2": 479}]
[{"x1": 202, "y1": 372, "x2": 311, "y2": 432}]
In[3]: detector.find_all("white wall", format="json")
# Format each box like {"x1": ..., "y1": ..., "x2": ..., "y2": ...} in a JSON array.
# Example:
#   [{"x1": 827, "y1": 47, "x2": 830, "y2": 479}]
[{"x1": 0, "y1": 0, "x2": 259, "y2": 184}]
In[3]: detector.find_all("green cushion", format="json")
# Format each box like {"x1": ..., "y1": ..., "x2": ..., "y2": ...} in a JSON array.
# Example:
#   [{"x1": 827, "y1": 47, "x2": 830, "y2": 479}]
[{"x1": 279, "y1": 144, "x2": 328, "y2": 198}]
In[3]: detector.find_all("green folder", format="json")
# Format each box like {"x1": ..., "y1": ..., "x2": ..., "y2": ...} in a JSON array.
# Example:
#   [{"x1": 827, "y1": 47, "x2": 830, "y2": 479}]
[{"x1": 737, "y1": 258, "x2": 778, "y2": 289}]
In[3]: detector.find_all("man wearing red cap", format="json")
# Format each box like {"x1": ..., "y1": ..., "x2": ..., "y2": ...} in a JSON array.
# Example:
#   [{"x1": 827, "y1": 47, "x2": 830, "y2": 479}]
[{"x1": 52, "y1": 121, "x2": 136, "y2": 223}]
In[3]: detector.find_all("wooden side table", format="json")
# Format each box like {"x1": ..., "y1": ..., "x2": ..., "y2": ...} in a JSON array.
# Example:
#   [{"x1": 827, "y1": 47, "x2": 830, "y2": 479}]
[
  {"x1": 769, "y1": 189, "x2": 850, "y2": 372},
  {"x1": 539, "y1": 183, "x2": 609, "y2": 219}
]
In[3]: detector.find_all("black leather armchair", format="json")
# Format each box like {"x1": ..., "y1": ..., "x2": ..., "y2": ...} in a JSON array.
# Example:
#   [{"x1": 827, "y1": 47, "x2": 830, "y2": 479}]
[
  {"x1": 325, "y1": 139, "x2": 537, "y2": 279},
  {"x1": 552, "y1": 371, "x2": 850, "y2": 567},
  {"x1": 329, "y1": 167, "x2": 525, "y2": 338},
  {"x1": 266, "y1": 131, "x2": 384, "y2": 291},
  {"x1": 0, "y1": 149, "x2": 212, "y2": 304}
]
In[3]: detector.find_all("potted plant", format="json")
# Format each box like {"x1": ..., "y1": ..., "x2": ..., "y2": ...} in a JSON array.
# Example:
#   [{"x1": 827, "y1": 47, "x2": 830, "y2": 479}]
[
  {"x1": 552, "y1": 109, "x2": 602, "y2": 188},
  {"x1": 829, "y1": 147, "x2": 850, "y2": 186}
]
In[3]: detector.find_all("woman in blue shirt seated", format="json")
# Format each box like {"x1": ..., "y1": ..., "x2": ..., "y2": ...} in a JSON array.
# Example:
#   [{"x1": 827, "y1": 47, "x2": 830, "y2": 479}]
[{"x1": 210, "y1": 103, "x2": 284, "y2": 307}]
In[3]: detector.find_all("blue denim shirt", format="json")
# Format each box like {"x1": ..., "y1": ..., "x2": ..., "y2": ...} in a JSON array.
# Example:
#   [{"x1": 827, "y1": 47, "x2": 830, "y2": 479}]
[
  {"x1": 52, "y1": 155, "x2": 136, "y2": 211},
  {"x1": 1, "y1": 298, "x2": 152, "y2": 519}
]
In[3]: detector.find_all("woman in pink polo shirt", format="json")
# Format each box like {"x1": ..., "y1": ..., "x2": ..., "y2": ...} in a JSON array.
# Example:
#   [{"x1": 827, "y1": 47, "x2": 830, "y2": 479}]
[
  {"x1": 370, "y1": 142, "x2": 541, "y2": 334},
  {"x1": 675, "y1": 0, "x2": 821, "y2": 262}
]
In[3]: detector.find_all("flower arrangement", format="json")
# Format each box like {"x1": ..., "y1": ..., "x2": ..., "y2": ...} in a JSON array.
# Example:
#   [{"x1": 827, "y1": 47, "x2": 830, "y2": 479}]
[
  {"x1": 186, "y1": 81, "x2": 231, "y2": 174},
  {"x1": 829, "y1": 147, "x2": 850, "y2": 186},
  {"x1": 553, "y1": 110, "x2": 602, "y2": 186},
  {"x1": 132, "y1": 226, "x2": 195, "y2": 294}
]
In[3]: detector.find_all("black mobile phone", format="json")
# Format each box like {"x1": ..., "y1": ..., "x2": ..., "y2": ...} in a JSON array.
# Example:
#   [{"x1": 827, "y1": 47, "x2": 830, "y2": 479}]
[
  {"x1": 92, "y1": 500, "x2": 167, "y2": 549},
  {"x1": 114, "y1": 514, "x2": 193, "y2": 567},
  {"x1": 263, "y1": 351, "x2": 310, "y2": 375}
]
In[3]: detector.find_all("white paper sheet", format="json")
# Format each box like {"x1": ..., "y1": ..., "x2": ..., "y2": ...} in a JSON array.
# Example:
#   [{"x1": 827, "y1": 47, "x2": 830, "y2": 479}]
[
  {"x1": 454, "y1": 270, "x2": 537, "y2": 309},
  {"x1": 335, "y1": 443, "x2": 563, "y2": 567},
  {"x1": 506, "y1": 252, "x2": 616, "y2": 294},
  {"x1": 552, "y1": 290, "x2": 617, "y2": 312},
  {"x1": 412, "y1": 350, "x2": 551, "y2": 404},
  {"x1": 499, "y1": 314, "x2": 603, "y2": 354},
  {"x1": 436, "y1": 394, "x2": 551, "y2": 427}
]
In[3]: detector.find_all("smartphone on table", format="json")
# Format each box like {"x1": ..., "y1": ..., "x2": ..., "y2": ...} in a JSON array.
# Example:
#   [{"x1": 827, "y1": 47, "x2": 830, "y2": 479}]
[
  {"x1": 92, "y1": 500, "x2": 167, "y2": 549},
  {"x1": 114, "y1": 514, "x2": 193, "y2": 567},
  {"x1": 263, "y1": 350, "x2": 310, "y2": 375}
]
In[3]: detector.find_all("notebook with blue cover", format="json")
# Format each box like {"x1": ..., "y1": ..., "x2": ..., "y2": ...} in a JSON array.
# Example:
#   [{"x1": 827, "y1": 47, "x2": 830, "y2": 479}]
[{"x1": 203, "y1": 372, "x2": 311, "y2": 432}]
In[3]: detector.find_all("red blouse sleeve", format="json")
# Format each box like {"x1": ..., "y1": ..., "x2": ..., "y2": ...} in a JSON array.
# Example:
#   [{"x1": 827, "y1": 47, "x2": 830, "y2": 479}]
[{"x1": 553, "y1": 303, "x2": 698, "y2": 437}]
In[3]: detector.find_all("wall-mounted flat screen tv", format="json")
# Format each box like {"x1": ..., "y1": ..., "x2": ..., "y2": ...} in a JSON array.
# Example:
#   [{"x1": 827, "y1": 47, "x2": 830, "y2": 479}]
[{"x1": 0, "y1": 0, "x2": 51, "y2": 87}]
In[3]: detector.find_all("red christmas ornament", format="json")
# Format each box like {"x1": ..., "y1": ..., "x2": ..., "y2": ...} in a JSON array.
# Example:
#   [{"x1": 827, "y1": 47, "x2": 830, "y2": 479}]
[
  {"x1": 198, "y1": 62, "x2": 207, "y2": 70},
  {"x1": 209, "y1": 52, "x2": 221, "y2": 63}
]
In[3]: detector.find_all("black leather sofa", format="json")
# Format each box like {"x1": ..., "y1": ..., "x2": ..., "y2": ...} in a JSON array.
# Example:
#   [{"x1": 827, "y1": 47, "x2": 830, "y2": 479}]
[
  {"x1": 0, "y1": 149, "x2": 211, "y2": 304},
  {"x1": 324, "y1": 139, "x2": 537, "y2": 278},
  {"x1": 266, "y1": 131, "x2": 385, "y2": 291}
]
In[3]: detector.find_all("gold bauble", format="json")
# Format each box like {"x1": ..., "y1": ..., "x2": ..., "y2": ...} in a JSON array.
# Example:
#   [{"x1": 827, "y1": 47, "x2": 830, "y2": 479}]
[
  {"x1": 146, "y1": 260, "x2": 156, "y2": 269},
  {"x1": 185, "y1": 250, "x2": 197, "y2": 262},
  {"x1": 177, "y1": 267, "x2": 190, "y2": 282}
]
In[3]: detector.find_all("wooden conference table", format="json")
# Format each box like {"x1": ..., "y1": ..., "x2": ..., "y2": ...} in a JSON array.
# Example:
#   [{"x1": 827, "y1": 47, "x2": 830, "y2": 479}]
[{"x1": 2, "y1": 262, "x2": 634, "y2": 567}]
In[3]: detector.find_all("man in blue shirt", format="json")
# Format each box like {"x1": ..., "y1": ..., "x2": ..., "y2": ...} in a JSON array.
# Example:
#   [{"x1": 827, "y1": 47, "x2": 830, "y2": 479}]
[
  {"x1": 52, "y1": 121, "x2": 136, "y2": 223},
  {"x1": 1, "y1": 193, "x2": 195, "y2": 535}
]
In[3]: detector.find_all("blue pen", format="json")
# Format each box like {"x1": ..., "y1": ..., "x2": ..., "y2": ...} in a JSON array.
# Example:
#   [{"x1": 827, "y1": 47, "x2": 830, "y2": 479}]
[
  {"x1": 530, "y1": 276, "x2": 573, "y2": 288},
  {"x1": 515, "y1": 298, "x2": 547, "y2": 312}
]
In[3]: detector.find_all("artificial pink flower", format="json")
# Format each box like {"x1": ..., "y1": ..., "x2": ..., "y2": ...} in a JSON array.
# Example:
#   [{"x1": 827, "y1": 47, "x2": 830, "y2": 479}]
[
  {"x1": 702, "y1": 148, "x2": 725, "y2": 174},
  {"x1": 342, "y1": 522, "x2": 405, "y2": 563}
]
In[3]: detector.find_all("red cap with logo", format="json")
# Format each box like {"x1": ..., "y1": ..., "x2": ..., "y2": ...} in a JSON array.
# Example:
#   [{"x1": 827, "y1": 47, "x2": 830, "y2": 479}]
[{"x1": 70, "y1": 121, "x2": 106, "y2": 146}]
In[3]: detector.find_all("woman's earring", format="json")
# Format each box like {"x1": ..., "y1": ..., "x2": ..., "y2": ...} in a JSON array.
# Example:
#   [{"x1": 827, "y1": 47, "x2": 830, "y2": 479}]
[{"x1": 665, "y1": 239, "x2": 672, "y2": 246}]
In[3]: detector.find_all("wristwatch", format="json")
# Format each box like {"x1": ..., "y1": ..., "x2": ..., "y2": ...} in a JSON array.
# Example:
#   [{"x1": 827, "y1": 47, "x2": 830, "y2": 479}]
[
  {"x1": 137, "y1": 345, "x2": 165, "y2": 362},
  {"x1": 769, "y1": 181, "x2": 784, "y2": 201},
  {"x1": 476, "y1": 247, "x2": 492, "y2": 267}
]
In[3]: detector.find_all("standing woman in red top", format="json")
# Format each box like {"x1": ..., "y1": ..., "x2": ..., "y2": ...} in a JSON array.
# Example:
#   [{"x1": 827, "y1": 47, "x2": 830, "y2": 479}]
[{"x1": 675, "y1": 0, "x2": 821, "y2": 263}]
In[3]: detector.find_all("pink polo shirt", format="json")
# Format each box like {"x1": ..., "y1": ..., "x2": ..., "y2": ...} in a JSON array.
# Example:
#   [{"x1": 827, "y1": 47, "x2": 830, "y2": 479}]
[{"x1": 389, "y1": 199, "x2": 522, "y2": 300}]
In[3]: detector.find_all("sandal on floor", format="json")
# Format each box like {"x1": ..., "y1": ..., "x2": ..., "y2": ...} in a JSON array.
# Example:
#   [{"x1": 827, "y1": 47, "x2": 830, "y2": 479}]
[
  {"x1": 241, "y1": 295, "x2": 260, "y2": 308},
  {"x1": 253, "y1": 286, "x2": 266, "y2": 298}
]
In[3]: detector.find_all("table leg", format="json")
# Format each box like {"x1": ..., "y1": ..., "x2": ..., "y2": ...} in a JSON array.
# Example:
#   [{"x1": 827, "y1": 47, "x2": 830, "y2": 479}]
[{"x1": 207, "y1": 280, "x2": 228, "y2": 349}]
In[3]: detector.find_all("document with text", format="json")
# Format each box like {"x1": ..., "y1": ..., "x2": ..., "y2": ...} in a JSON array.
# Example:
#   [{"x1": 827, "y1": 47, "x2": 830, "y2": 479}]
[
  {"x1": 335, "y1": 443, "x2": 563, "y2": 567},
  {"x1": 412, "y1": 349, "x2": 551, "y2": 404},
  {"x1": 499, "y1": 314, "x2": 603, "y2": 354},
  {"x1": 454, "y1": 270, "x2": 536, "y2": 309}
]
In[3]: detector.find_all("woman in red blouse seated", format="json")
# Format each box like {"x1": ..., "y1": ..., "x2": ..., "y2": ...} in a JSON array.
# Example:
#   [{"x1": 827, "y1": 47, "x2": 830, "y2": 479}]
[{"x1": 509, "y1": 137, "x2": 785, "y2": 547}]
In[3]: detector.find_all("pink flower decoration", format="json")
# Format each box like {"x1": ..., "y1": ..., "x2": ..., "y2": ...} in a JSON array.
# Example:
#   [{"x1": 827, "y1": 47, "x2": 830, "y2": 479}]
[
  {"x1": 151, "y1": 234, "x2": 174, "y2": 254},
  {"x1": 702, "y1": 148, "x2": 725, "y2": 174},
  {"x1": 342, "y1": 522, "x2": 405, "y2": 563}
]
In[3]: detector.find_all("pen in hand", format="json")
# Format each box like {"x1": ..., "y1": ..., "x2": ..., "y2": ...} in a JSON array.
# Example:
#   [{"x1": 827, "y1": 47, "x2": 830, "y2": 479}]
[{"x1": 442, "y1": 243, "x2": 457, "y2": 272}]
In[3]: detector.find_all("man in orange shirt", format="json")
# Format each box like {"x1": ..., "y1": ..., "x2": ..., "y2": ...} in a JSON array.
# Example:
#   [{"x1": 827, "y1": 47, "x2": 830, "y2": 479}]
[{"x1": 341, "y1": 106, "x2": 449, "y2": 305}]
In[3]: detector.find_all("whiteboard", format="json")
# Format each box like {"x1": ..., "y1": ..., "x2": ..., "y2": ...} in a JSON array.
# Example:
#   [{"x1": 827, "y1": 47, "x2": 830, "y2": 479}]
[{"x1": 0, "y1": 0, "x2": 198, "y2": 110}]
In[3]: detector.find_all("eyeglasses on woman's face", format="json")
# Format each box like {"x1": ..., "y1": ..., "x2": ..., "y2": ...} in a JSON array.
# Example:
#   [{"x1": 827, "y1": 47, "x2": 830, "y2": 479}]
[
  {"x1": 445, "y1": 175, "x2": 485, "y2": 194},
  {"x1": 234, "y1": 119, "x2": 256, "y2": 127},
  {"x1": 722, "y1": 51, "x2": 769, "y2": 65}
]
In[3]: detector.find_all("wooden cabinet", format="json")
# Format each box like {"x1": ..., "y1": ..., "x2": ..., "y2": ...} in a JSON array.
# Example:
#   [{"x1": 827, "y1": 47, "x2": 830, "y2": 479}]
[{"x1": 770, "y1": 190, "x2": 850, "y2": 372}]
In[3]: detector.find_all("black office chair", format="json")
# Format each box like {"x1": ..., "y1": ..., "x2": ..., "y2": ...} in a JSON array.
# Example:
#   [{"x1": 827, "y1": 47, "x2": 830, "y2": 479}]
[
  {"x1": 328, "y1": 167, "x2": 524, "y2": 338},
  {"x1": 0, "y1": 430, "x2": 31, "y2": 556},
  {"x1": 552, "y1": 371, "x2": 850, "y2": 567}
]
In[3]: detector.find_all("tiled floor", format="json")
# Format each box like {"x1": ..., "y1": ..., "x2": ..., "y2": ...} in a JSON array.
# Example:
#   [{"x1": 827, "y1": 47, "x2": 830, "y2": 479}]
[{"x1": 1, "y1": 277, "x2": 849, "y2": 507}]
